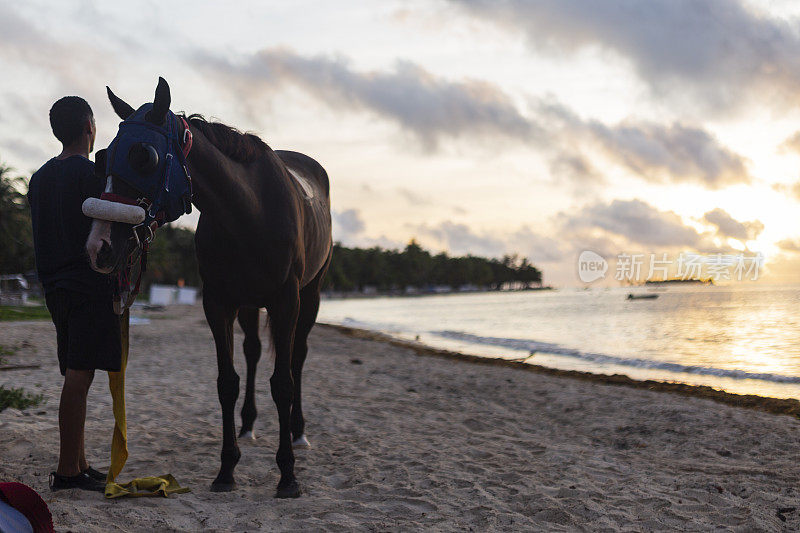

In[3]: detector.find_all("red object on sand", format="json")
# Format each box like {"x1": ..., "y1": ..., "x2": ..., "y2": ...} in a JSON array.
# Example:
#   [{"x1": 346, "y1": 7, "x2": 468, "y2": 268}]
[{"x1": 0, "y1": 482, "x2": 54, "y2": 533}]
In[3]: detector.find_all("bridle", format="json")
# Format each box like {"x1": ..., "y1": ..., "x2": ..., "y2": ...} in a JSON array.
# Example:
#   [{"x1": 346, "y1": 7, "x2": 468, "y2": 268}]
[
  {"x1": 105, "y1": 113, "x2": 193, "y2": 247},
  {"x1": 102, "y1": 112, "x2": 194, "y2": 313}
]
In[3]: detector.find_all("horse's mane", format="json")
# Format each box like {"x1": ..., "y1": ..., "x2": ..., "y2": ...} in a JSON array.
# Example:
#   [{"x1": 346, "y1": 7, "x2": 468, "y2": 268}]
[{"x1": 183, "y1": 114, "x2": 269, "y2": 164}]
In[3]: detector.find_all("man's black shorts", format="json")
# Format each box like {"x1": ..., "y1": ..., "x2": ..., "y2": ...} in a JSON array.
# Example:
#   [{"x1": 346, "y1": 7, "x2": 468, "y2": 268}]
[{"x1": 45, "y1": 289, "x2": 122, "y2": 375}]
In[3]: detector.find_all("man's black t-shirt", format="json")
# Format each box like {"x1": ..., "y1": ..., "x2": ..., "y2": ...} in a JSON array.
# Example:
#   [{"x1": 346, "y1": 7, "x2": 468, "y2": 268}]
[{"x1": 27, "y1": 156, "x2": 111, "y2": 295}]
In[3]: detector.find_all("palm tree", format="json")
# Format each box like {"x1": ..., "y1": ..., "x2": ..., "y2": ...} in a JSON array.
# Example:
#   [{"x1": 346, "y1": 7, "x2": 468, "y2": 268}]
[{"x1": 0, "y1": 161, "x2": 34, "y2": 273}]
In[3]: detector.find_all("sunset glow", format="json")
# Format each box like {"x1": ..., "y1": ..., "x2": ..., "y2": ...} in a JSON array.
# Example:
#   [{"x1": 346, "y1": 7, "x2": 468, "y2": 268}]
[{"x1": 1, "y1": 0, "x2": 799, "y2": 286}]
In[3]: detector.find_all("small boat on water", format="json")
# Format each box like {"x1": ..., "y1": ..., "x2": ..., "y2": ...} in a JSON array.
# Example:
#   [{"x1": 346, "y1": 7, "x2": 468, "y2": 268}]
[{"x1": 627, "y1": 293, "x2": 659, "y2": 300}]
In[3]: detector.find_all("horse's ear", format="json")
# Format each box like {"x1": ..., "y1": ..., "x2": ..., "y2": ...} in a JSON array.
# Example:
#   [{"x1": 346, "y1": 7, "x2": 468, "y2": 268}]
[
  {"x1": 106, "y1": 86, "x2": 135, "y2": 119},
  {"x1": 146, "y1": 76, "x2": 171, "y2": 125},
  {"x1": 94, "y1": 149, "x2": 107, "y2": 179}
]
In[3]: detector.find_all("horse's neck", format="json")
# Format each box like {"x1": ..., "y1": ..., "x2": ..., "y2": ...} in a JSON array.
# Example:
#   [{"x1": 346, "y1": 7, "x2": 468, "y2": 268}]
[{"x1": 186, "y1": 130, "x2": 263, "y2": 232}]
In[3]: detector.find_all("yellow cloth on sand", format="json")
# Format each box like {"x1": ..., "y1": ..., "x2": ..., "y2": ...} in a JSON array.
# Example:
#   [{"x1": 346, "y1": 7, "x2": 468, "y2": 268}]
[
  {"x1": 105, "y1": 474, "x2": 188, "y2": 499},
  {"x1": 104, "y1": 309, "x2": 190, "y2": 499}
]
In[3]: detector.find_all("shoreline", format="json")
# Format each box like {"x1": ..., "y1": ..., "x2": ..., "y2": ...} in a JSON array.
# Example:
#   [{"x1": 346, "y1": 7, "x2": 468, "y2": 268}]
[
  {"x1": 321, "y1": 286, "x2": 554, "y2": 300},
  {"x1": 319, "y1": 323, "x2": 800, "y2": 420},
  {"x1": 5, "y1": 313, "x2": 796, "y2": 418}
]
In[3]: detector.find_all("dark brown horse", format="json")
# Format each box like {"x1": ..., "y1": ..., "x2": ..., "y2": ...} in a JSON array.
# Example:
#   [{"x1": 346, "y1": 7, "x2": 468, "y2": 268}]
[{"x1": 86, "y1": 78, "x2": 332, "y2": 498}]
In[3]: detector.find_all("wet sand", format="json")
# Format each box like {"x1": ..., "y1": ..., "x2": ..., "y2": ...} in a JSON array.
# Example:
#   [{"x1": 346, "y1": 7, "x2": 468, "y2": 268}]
[{"x1": 1, "y1": 306, "x2": 799, "y2": 531}]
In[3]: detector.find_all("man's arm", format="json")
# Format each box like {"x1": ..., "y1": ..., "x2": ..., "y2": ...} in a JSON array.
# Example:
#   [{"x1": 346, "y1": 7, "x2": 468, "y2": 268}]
[{"x1": 78, "y1": 160, "x2": 104, "y2": 202}]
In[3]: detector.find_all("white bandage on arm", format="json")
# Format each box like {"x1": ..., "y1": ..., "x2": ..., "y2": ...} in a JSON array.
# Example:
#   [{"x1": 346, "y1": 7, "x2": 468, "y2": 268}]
[{"x1": 82, "y1": 197, "x2": 146, "y2": 224}]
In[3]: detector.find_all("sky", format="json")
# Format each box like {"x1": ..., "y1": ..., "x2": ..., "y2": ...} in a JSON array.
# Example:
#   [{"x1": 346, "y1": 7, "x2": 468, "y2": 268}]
[{"x1": 1, "y1": 0, "x2": 799, "y2": 286}]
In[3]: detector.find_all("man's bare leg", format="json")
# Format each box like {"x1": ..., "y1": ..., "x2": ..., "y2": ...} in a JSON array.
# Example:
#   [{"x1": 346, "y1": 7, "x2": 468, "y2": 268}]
[
  {"x1": 57, "y1": 369, "x2": 93, "y2": 476},
  {"x1": 78, "y1": 370, "x2": 93, "y2": 472},
  {"x1": 79, "y1": 431, "x2": 89, "y2": 472}
]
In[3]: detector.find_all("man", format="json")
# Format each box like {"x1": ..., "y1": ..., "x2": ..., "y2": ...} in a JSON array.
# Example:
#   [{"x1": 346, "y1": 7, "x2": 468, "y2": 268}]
[{"x1": 27, "y1": 96, "x2": 120, "y2": 492}]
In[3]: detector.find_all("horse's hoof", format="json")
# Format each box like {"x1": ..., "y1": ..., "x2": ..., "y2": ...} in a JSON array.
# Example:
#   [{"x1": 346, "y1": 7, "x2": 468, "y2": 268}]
[
  {"x1": 239, "y1": 429, "x2": 256, "y2": 441},
  {"x1": 210, "y1": 478, "x2": 237, "y2": 492},
  {"x1": 292, "y1": 434, "x2": 310, "y2": 449},
  {"x1": 275, "y1": 479, "x2": 301, "y2": 498}
]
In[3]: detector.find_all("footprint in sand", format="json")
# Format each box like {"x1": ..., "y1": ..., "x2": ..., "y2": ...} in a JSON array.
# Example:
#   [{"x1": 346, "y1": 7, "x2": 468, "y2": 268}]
[{"x1": 462, "y1": 418, "x2": 488, "y2": 432}]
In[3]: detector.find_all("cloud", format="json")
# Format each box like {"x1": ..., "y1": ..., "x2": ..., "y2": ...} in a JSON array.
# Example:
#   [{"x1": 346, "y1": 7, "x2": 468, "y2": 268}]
[
  {"x1": 451, "y1": 0, "x2": 800, "y2": 112},
  {"x1": 0, "y1": 3, "x2": 53, "y2": 62},
  {"x1": 703, "y1": 208, "x2": 763, "y2": 241},
  {"x1": 0, "y1": 3, "x2": 140, "y2": 169},
  {"x1": 0, "y1": 138, "x2": 49, "y2": 167},
  {"x1": 540, "y1": 101, "x2": 751, "y2": 188},
  {"x1": 507, "y1": 226, "x2": 569, "y2": 263},
  {"x1": 0, "y1": 3, "x2": 111, "y2": 95},
  {"x1": 412, "y1": 221, "x2": 566, "y2": 264},
  {"x1": 548, "y1": 154, "x2": 604, "y2": 186},
  {"x1": 772, "y1": 182, "x2": 800, "y2": 201},
  {"x1": 776, "y1": 239, "x2": 800, "y2": 253},
  {"x1": 195, "y1": 47, "x2": 749, "y2": 189},
  {"x1": 194, "y1": 49, "x2": 539, "y2": 148},
  {"x1": 397, "y1": 187, "x2": 433, "y2": 206},
  {"x1": 331, "y1": 208, "x2": 404, "y2": 249},
  {"x1": 414, "y1": 221, "x2": 507, "y2": 257},
  {"x1": 759, "y1": 252, "x2": 800, "y2": 284},
  {"x1": 332, "y1": 208, "x2": 366, "y2": 242},
  {"x1": 560, "y1": 198, "x2": 704, "y2": 248},
  {"x1": 587, "y1": 122, "x2": 750, "y2": 188},
  {"x1": 779, "y1": 132, "x2": 800, "y2": 155}
]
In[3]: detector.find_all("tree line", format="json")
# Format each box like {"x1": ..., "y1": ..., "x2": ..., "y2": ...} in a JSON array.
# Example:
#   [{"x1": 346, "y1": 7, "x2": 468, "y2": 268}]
[
  {"x1": 0, "y1": 163, "x2": 542, "y2": 292},
  {"x1": 325, "y1": 241, "x2": 542, "y2": 292}
]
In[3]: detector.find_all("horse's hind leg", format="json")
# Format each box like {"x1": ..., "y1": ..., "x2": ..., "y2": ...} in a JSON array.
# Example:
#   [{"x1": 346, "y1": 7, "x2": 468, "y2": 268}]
[
  {"x1": 291, "y1": 272, "x2": 325, "y2": 449},
  {"x1": 237, "y1": 306, "x2": 261, "y2": 440},
  {"x1": 267, "y1": 277, "x2": 301, "y2": 498},
  {"x1": 203, "y1": 294, "x2": 241, "y2": 492}
]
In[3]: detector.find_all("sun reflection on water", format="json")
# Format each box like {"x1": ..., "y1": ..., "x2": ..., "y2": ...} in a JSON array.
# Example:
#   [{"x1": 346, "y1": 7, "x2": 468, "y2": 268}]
[{"x1": 318, "y1": 285, "x2": 800, "y2": 398}]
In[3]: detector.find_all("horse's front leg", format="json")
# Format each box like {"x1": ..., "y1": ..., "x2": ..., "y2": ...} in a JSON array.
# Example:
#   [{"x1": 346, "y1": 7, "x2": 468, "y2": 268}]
[
  {"x1": 267, "y1": 277, "x2": 301, "y2": 498},
  {"x1": 203, "y1": 294, "x2": 241, "y2": 492},
  {"x1": 237, "y1": 306, "x2": 262, "y2": 440}
]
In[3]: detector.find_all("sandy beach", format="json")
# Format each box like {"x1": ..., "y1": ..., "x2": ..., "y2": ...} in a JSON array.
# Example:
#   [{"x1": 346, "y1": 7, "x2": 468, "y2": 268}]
[{"x1": 1, "y1": 305, "x2": 799, "y2": 532}]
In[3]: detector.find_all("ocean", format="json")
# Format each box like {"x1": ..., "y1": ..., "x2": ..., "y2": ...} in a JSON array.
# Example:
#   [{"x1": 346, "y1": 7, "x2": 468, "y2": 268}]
[{"x1": 317, "y1": 284, "x2": 800, "y2": 399}]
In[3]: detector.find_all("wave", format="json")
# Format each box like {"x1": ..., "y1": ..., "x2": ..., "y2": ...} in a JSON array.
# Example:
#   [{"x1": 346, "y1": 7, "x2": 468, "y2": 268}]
[
  {"x1": 432, "y1": 330, "x2": 800, "y2": 384},
  {"x1": 340, "y1": 316, "x2": 405, "y2": 333}
]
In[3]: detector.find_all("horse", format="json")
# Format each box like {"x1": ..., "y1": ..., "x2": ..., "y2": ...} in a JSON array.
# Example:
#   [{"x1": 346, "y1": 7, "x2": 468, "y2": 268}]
[{"x1": 84, "y1": 78, "x2": 332, "y2": 498}]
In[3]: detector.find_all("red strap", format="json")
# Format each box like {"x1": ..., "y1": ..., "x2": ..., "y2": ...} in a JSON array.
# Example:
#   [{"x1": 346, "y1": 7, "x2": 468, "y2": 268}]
[
  {"x1": 100, "y1": 192, "x2": 138, "y2": 205},
  {"x1": 179, "y1": 117, "x2": 192, "y2": 157},
  {"x1": 130, "y1": 244, "x2": 148, "y2": 298}
]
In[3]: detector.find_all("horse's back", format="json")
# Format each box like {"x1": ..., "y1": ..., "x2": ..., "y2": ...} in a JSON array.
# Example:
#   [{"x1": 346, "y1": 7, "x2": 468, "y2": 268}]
[{"x1": 275, "y1": 150, "x2": 330, "y2": 199}]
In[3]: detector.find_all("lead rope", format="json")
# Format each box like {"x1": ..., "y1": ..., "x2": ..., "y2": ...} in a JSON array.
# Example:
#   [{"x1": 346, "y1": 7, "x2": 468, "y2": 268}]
[{"x1": 113, "y1": 229, "x2": 152, "y2": 314}]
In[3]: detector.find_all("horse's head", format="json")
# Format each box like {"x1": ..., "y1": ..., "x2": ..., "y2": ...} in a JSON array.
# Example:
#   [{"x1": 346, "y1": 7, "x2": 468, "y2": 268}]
[{"x1": 85, "y1": 77, "x2": 193, "y2": 274}]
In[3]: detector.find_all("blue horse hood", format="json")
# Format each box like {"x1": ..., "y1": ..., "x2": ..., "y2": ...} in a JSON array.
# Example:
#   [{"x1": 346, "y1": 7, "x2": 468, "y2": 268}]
[{"x1": 105, "y1": 103, "x2": 192, "y2": 225}]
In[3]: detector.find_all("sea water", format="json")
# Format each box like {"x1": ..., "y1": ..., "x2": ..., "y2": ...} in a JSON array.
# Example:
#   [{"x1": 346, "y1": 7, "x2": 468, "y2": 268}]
[{"x1": 317, "y1": 284, "x2": 800, "y2": 399}]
